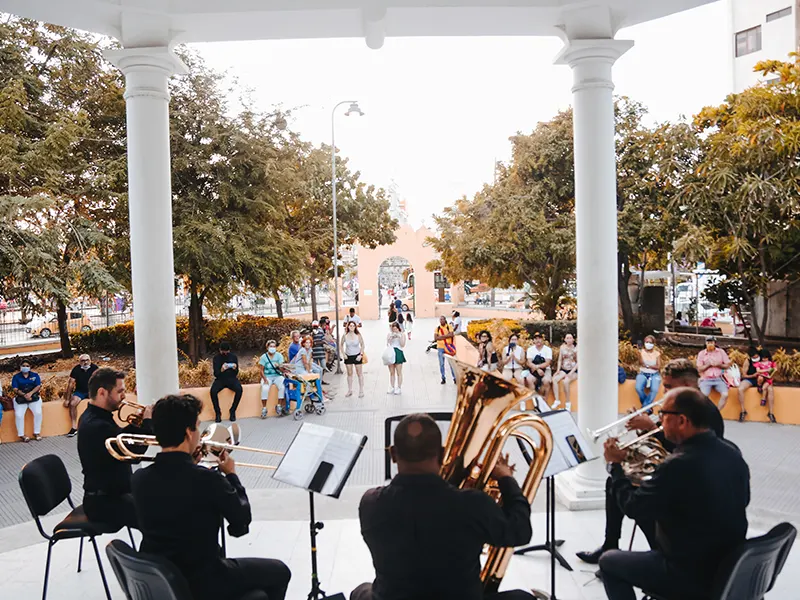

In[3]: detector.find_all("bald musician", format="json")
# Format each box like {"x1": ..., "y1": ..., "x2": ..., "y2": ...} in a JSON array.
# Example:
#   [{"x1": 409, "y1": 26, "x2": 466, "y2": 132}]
[
  {"x1": 600, "y1": 387, "x2": 750, "y2": 600},
  {"x1": 352, "y1": 413, "x2": 535, "y2": 600}
]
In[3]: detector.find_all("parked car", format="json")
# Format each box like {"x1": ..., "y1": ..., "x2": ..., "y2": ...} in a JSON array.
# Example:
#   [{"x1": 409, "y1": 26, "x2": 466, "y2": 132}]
[{"x1": 27, "y1": 312, "x2": 93, "y2": 338}]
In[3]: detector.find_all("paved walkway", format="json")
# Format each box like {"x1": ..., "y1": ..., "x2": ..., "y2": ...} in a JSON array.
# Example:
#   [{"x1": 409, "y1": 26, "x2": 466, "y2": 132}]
[{"x1": 0, "y1": 318, "x2": 797, "y2": 599}]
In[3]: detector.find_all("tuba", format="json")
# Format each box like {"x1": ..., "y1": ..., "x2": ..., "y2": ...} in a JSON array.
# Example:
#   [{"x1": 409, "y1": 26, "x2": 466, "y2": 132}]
[{"x1": 442, "y1": 359, "x2": 553, "y2": 594}]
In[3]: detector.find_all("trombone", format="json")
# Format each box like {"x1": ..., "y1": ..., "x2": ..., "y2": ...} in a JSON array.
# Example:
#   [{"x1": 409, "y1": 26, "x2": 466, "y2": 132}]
[
  {"x1": 587, "y1": 397, "x2": 666, "y2": 443},
  {"x1": 117, "y1": 400, "x2": 148, "y2": 427},
  {"x1": 105, "y1": 423, "x2": 284, "y2": 471}
]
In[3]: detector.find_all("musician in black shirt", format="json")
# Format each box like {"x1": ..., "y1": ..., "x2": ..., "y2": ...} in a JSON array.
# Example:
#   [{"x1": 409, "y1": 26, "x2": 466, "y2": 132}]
[
  {"x1": 576, "y1": 358, "x2": 724, "y2": 564},
  {"x1": 77, "y1": 368, "x2": 152, "y2": 531},
  {"x1": 131, "y1": 394, "x2": 290, "y2": 600},
  {"x1": 210, "y1": 341, "x2": 242, "y2": 423},
  {"x1": 600, "y1": 387, "x2": 750, "y2": 600},
  {"x1": 352, "y1": 413, "x2": 535, "y2": 600}
]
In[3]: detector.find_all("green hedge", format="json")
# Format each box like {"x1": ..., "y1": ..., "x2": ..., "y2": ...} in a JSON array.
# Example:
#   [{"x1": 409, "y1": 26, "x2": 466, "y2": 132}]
[{"x1": 72, "y1": 315, "x2": 311, "y2": 354}]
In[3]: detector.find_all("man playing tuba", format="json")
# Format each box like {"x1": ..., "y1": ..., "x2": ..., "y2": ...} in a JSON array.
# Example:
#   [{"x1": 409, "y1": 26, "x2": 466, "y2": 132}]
[{"x1": 351, "y1": 413, "x2": 535, "y2": 600}]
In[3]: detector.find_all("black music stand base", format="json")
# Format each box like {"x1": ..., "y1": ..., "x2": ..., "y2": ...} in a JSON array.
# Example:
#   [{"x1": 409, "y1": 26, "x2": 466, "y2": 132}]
[
  {"x1": 513, "y1": 477, "x2": 572, "y2": 600},
  {"x1": 307, "y1": 492, "x2": 346, "y2": 600}
]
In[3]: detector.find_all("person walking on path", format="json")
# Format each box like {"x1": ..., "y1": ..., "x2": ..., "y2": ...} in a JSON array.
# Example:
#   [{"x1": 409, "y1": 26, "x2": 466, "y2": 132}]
[
  {"x1": 434, "y1": 316, "x2": 456, "y2": 384},
  {"x1": 341, "y1": 321, "x2": 366, "y2": 398},
  {"x1": 404, "y1": 313, "x2": 414, "y2": 340},
  {"x1": 386, "y1": 321, "x2": 407, "y2": 395}
]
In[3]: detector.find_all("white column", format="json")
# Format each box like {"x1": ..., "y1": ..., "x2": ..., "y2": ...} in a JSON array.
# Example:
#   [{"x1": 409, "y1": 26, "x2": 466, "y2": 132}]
[
  {"x1": 554, "y1": 39, "x2": 633, "y2": 509},
  {"x1": 106, "y1": 47, "x2": 187, "y2": 404}
]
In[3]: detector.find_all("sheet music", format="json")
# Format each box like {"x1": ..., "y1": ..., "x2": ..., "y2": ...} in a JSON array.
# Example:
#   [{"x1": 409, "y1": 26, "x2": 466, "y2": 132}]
[
  {"x1": 543, "y1": 410, "x2": 596, "y2": 477},
  {"x1": 273, "y1": 423, "x2": 366, "y2": 497}
]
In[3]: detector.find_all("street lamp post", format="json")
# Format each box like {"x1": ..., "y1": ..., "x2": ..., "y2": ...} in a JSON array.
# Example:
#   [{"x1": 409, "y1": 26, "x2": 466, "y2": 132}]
[{"x1": 331, "y1": 100, "x2": 364, "y2": 375}]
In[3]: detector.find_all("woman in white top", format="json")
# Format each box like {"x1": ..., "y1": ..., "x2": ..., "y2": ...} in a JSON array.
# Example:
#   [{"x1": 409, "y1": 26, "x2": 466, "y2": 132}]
[
  {"x1": 451, "y1": 310, "x2": 463, "y2": 334},
  {"x1": 340, "y1": 321, "x2": 366, "y2": 398},
  {"x1": 386, "y1": 321, "x2": 407, "y2": 395},
  {"x1": 499, "y1": 333, "x2": 526, "y2": 383},
  {"x1": 552, "y1": 333, "x2": 577, "y2": 409},
  {"x1": 635, "y1": 335, "x2": 662, "y2": 407},
  {"x1": 404, "y1": 313, "x2": 414, "y2": 340}
]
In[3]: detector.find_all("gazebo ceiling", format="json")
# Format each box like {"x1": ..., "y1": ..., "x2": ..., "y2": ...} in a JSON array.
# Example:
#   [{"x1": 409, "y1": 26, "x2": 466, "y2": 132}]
[{"x1": 1, "y1": 0, "x2": 717, "y2": 48}]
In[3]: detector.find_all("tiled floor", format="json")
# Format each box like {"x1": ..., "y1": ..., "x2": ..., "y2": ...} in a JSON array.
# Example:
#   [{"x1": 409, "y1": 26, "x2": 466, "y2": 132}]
[{"x1": 0, "y1": 318, "x2": 797, "y2": 598}]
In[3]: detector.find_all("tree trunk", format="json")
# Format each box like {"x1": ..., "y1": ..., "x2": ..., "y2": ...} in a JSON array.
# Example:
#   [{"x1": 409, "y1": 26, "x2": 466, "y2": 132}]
[
  {"x1": 736, "y1": 257, "x2": 766, "y2": 347},
  {"x1": 310, "y1": 279, "x2": 318, "y2": 321},
  {"x1": 273, "y1": 289, "x2": 284, "y2": 318},
  {"x1": 188, "y1": 282, "x2": 207, "y2": 365},
  {"x1": 618, "y1": 252, "x2": 636, "y2": 340},
  {"x1": 56, "y1": 299, "x2": 73, "y2": 358}
]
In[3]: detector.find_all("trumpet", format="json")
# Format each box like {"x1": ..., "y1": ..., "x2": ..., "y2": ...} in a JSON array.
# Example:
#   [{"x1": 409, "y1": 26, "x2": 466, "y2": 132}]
[
  {"x1": 117, "y1": 400, "x2": 148, "y2": 426},
  {"x1": 105, "y1": 423, "x2": 284, "y2": 471},
  {"x1": 587, "y1": 397, "x2": 666, "y2": 443}
]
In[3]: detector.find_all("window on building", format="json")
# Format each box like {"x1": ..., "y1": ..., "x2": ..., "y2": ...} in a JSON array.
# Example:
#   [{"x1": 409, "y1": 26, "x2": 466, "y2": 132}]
[
  {"x1": 735, "y1": 26, "x2": 762, "y2": 57},
  {"x1": 766, "y1": 7, "x2": 792, "y2": 22}
]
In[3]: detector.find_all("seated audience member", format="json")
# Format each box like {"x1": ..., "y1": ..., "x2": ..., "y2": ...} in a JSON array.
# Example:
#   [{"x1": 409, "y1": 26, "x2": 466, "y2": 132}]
[
  {"x1": 11, "y1": 359, "x2": 43, "y2": 442},
  {"x1": 352, "y1": 413, "x2": 535, "y2": 600},
  {"x1": 210, "y1": 341, "x2": 242, "y2": 423},
  {"x1": 64, "y1": 353, "x2": 99, "y2": 437}
]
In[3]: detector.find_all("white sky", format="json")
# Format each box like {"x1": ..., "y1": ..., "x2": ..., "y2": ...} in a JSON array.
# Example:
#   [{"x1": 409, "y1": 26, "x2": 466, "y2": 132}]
[{"x1": 191, "y1": 2, "x2": 729, "y2": 229}]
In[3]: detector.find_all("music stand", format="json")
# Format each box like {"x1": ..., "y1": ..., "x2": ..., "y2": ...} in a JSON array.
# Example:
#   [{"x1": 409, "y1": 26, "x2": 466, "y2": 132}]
[
  {"x1": 273, "y1": 423, "x2": 368, "y2": 600},
  {"x1": 513, "y1": 409, "x2": 595, "y2": 600}
]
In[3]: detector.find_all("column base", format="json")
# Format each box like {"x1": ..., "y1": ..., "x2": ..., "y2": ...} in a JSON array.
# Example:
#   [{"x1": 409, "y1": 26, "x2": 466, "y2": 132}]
[{"x1": 555, "y1": 469, "x2": 607, "y2": 511}]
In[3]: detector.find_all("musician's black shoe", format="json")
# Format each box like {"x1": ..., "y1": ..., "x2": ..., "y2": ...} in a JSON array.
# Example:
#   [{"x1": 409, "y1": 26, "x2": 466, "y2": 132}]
[{"x1": 576, "y1": 545, "x2": 614, "y2": 564}]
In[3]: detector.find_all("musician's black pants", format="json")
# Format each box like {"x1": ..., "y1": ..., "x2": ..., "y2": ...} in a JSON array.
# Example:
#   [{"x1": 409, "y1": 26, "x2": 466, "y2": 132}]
[
  {"x1": 599, "y1": 550, "x2": 706, "y2": 600},
  {"x1": 350, "y1": 583, "x2": 535, "y2": 600},
  {"x1": 83, "y1": 493, "x2": 139, "y2": 532},
  {"x1": 605, "y1": 477, "x2": 657, "y2": 549},
  {"x1": 190, "y1": 558, "x2": 291, "y2": 600},
  {"x1": 210, "y1": 380, "x2": 243, "y2": 416}
]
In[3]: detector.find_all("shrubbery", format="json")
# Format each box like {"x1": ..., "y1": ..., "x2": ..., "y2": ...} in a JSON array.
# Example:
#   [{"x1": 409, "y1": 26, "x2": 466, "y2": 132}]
[{"x1": 73, "y1": 315, "x2": 309, "y2": 354}]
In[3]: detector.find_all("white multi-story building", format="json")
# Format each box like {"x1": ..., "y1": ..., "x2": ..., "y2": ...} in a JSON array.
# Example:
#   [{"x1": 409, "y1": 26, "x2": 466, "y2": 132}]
[{"x1": 729, "y1": 0, "x2": 799, "y2": 92}]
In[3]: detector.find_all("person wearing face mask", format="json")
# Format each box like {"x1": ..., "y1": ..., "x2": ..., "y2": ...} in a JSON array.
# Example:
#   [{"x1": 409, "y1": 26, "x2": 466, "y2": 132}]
[
  {"x1": 64, "y1": 353, "x2": 99, "y2": 437},
  {"x1": 696, "y1": 336, "x2": 731, "y2": 409},
  {"x1": 259, "y1": 340, "x2": 287, "y2": 419},
  {"x1": 635, "y1": 336, "x2": 662, "y2": 407},
  {"x1": 11, "y1": 359, "x2": 43, "y2": 442}
]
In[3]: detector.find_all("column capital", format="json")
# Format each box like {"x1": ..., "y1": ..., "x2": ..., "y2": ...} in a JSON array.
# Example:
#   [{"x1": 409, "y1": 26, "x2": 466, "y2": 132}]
[
  {"x1": 105, "y1": 47, "x2": 188, "y2": 101},
  {"x1": 554, "y1": 38, "x2": 633, "y2": 67}
]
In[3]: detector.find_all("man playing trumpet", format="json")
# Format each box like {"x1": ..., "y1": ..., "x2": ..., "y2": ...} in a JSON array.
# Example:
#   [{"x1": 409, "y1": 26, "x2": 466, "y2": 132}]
[
  {"x1": 599, "y1": 387, "x2": 750, "y2": 600},
  {"x1": 131, "y1": 394, "x2": 291, "y2": 600}
]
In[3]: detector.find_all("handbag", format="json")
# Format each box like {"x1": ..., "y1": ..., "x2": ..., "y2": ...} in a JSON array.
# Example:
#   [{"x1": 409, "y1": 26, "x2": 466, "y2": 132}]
[
  {"x1": 361, "y1": 352, "x2": 368, "y2": 365},
  {"x1": 381, "y1": 346, "x2": 396, "y2": 366}
]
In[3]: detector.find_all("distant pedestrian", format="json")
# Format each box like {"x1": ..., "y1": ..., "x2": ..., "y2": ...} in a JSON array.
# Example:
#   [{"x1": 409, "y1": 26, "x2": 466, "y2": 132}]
[
  {"x1": 451, "y1": 310, "x2": 463, "y2": 334},
  {"x1": 341, "y1": 321, "x2": 366, "y2": 398},
  {"x1": 311, "y1": 320, "x2": 327, "y2": 381},
  {"x1": 404, "y1": 313, "x2": 414, "y2": 340},
  {"x1": 394, "y1": 296, "x2": 403, "y2": 312},
  {"x1": 64, "y1": 353, "x2": 99, "y2": 437},
  {"x1": 434, "y1": 316, "x2": 456, "y2": 384},
  {"x1": 11, "y1": 359, "x2": 43, "y2": 442},
  {"x1": 388, "y1": 305, "x2": 398, "y2": 324},
  {"x1": 386, "y1": 321, "x2": 407, "y2": 395},
  {"x1": 344, "y1": 307, "x2": 363, "y2": 328}
]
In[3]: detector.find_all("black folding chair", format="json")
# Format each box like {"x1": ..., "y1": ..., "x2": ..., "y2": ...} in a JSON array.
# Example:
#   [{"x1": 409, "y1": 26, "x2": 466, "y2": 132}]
[
  {"x1": 18, "y1": 454, "x2": 133, "y2": 600},
  {"x1": 642, "y1": 522, "x2": 797, "y2": 600},
  {"x1": 106, "y1": 540, "x2": 268, "y2": 600}
]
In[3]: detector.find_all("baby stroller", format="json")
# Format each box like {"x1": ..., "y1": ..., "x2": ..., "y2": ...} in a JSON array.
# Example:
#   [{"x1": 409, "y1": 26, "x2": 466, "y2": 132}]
[{"x1": 279, "y1": 371, "x2": 326, "y2": 421}]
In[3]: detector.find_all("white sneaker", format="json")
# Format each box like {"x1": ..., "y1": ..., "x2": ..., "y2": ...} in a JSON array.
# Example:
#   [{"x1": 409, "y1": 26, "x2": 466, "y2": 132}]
[
  {"x1": 388, "y1": 387, "x2": 395, "y2": 394},
  {"x1": 565, "y1": 401, "x2": 572, "y2": 412},
  {"x1": 394, "y1": 387, "x2": 401, "y2": 395},
  {"x1": 551, "y1": 400, "x2": 561, "y2": 409},
  {"x1": 260, "y1": 407, "x2": 267, "y2": 419}
]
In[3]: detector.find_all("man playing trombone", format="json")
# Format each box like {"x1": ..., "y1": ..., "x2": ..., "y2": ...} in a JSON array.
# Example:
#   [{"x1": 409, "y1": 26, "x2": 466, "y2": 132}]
[
  {"x1": 131, "y1": 394, "x2": 291, "y2": 600},
  {"x1": 78, "y1": 368, "x2": 153, "y2": 531},
  {"x1": 598, "y1": 387, "x2": 750, "y2": 600}
]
